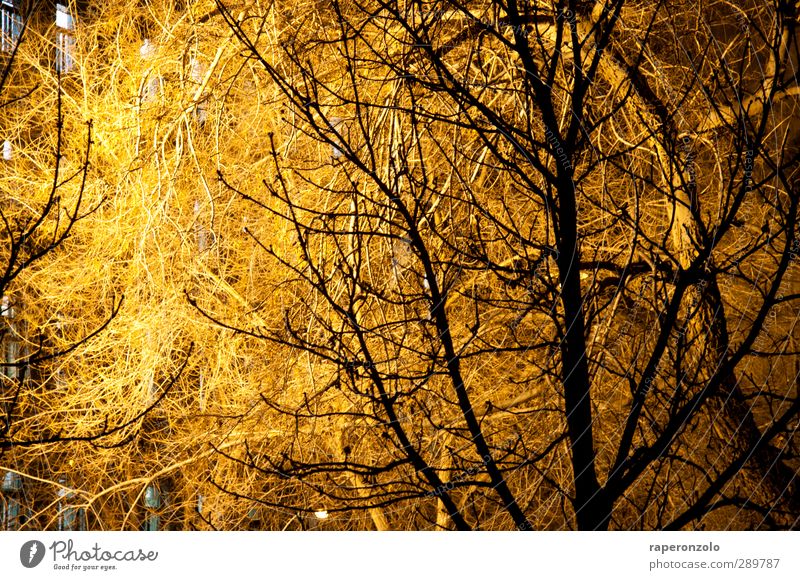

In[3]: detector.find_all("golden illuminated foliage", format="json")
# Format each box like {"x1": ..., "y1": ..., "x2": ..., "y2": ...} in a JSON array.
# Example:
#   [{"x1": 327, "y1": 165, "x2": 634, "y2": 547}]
[{"x1": 0, "y1": 0, "x2": 798, "y2": 530}]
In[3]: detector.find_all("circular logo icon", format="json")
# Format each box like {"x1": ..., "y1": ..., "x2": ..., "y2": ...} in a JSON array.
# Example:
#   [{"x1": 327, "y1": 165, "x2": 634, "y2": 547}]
[{"x1": 20, "y1": 540, "x2": 46, "y2": 568}]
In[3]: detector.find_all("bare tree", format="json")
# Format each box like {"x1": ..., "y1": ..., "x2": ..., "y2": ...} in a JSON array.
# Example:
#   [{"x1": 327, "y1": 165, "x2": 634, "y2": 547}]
[
  {"x1": 190, "y1": 0, "x2": 800, "y2": 529},
  {"x1": 2, "y1": 0, "x2": 797, "y2": 532}
]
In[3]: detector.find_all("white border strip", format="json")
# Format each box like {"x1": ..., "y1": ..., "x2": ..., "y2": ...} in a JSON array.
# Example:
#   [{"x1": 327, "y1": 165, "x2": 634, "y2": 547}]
[{"x1": 0, "y1": 531, "x2": 797, "y2": 579}]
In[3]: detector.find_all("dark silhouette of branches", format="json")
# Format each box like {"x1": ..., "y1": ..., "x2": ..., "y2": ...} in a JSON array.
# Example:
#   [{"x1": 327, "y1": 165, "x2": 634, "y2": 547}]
[{"x1": 187, "y1": 0, "x2": 800, "y2": 530}]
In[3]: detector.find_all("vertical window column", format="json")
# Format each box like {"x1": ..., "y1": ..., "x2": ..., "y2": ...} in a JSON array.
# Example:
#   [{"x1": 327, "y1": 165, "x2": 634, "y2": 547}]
[
  {"x1": 57, "y1": 478, "x2": 86, "y2": 531},
  {"x1": 55, "y1": 4, "x2": 75, "y2": 73},
  {"x1": 143, "y1": 483, "x2": 161, "y2": 530},
  {"x1": 2, "y1": 295, "x2": 19, "y2": 382},
  {"x1": 189, "y1": 56, "x2": 207, "y2": 124},
  {"x1": 1, "y1": 0, "x2": 21, "y2": 54},
  {"x1": 2, "y1": 471, "x2": 23, "y2": 530},
  {"x1": 140, "y1": 39, "x2": 161, "y2": 103},
  {"x1": 194, "y1": 200, "x2": 208, "y2": 252}
]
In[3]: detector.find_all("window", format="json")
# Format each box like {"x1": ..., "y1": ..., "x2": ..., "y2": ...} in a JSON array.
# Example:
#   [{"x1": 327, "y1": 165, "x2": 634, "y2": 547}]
[
  {"x1": 194, "y1": 200, "x2": 209, "y2": 252},
  {"x1": 2, "y1": 471, "x2": 23, "y2": 530},
  {"x1": 57, "y1": 479, "x2": 86, "y2": 531},
  {"x1": 1, "y1": 0, "x2": 21, "y2": 53},
  {"x1": 1, "y1": 295, "x2": 12, "y2": 317},
  {"x1": 140, "y1": 39, "x2": 162, "y2": 103},
  {"x1": 3, "y1": 334, "x2": 19, "y2": 380},
  {"x1": 143, "y1": 483, "x2": 160, "y2": 531},
  {"x1": 55, "y1": 4, "x2": 75, "y2": 73},
  {"x1": 190, "y1": 57, "x2": 207, "y2": 124},
  {"x1": 329, "y1": 117, "x2": 344, "y2": 159},
  {"x1": 3, "y1": 497, "x2": 21, "y2": 530},
  {"x1": 2, "y1": 295, "x2": 19, "y2": 381},
  {"x1": 247, "y1": 506, "x2": 262, "y2": 530}
]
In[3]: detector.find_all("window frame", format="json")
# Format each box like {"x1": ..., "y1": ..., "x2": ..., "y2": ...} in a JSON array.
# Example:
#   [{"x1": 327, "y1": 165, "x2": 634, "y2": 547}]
[
  {"x1": 1, "y1": 0, "x2": 21, "y2": 54},
  {"x1": 55, "y1": 3, "x2": 75, "y2": 74}
]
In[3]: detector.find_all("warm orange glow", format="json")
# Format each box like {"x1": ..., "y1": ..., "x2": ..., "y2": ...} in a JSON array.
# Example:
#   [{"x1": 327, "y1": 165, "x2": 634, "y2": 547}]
[{"x1": 0, "y1": 0, "x2": 798, "y2": 532}]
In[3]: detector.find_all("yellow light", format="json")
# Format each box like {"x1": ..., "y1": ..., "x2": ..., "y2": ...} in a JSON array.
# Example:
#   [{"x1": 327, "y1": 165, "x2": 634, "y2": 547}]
[{"x1": 313, "y1": 510, "x2": 329, "y2": 519}]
